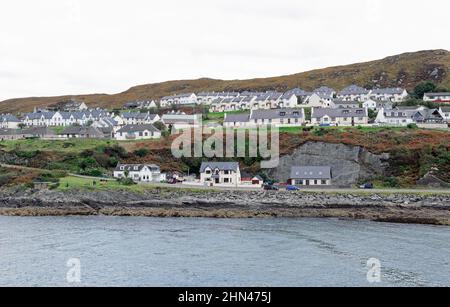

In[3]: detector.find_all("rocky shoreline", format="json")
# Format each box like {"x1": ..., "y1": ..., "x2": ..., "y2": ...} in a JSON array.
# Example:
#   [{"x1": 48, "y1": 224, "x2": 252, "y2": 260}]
[{"x1": 0, "y1": 188, "x2": 449, "y2": 226}]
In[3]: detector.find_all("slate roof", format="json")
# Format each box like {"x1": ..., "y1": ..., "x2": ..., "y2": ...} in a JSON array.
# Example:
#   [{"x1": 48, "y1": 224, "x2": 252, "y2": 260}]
[
  {"x1": 290, "y1": 166, "x2": 331, "y2": 180},
  {"x1": 224, "y1": 113, "x2": 250, "y2": 123},
  {"x1": 338, "y1": 85, "x2": 370, "y2": 95},
  {"x1": 251, "y1": 108, "x2": 304, "y2": 120},
  {"x1": 371, "y1": 88, "x2": 406, "y2": 95},
  {"x1": 200, "y1": 162, "x2": 239, "y2": 173},
  {"x1": 115, "y1": 164, "x2": 161, "y2": 172},
  {"x1": 440, "y1": 106, "x2": 450, "y2": 112},
  {"x1": 0, "y1": 114, "x2": 20, "y2": 122},
  {"x1": 312, "y1": 108, "x2": 367, "y2": 118},
  {"x1": 314, "y1": 86, "x2": 336, "y2": 95},
  {"x1": 116, "y1": 124, "x2": 160, "y2": 133}
]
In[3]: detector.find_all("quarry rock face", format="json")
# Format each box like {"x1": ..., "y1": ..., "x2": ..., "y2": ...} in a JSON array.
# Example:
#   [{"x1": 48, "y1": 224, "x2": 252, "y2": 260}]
[{"x1": 269, "y1": 142, "x2": 390, "y2": 187}]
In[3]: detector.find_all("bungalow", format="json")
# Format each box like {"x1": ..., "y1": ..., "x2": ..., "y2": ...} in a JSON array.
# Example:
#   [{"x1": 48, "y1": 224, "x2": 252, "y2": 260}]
[
  {"x1": 114, "y1": 164, "x2": 166, "y2": 183},
  {"x1": 59, "y1": 126, "x2": 105, "y2": 139},
  {"x1": 0, "y1": 114, "x2": 21, "y2": 129},
  {"x1": 23, "y1": 127, "x2": 58, "y2": 139},
  {"x1": 337, "y1": 85, "x2": 371, "y2": 102},
  {"x1": 369, "y1": 88, "x2": 408, "y2": 102},
  {"x1": 250, "y1": 108, "x2": 305, "y2": 127},
  {"x1": 200, "y1": 162, "x2": 241, "y2": 187},
  {"x1": 0, "y1": 129, "x2": 32, "y2": 141},
  {"x1": 161, "y1": 113, "x2": 201, "y2": 130},
  {"x1": 289, "y1": 166, "x2": 332, "y2": 186},
  {"x1": 423, "y1": 92, "x2": 450, "y2": 103},
  {"x1": 115, "y1": 124, "x2": 161, "y2": 141},
  {"x1": 223, "y1": 113, "x2": 251, "y2": 128},
  {"x1": 241, "y1": 173, "x2": 264, "y2": 188},
  {"x1": 311, "y1": 108, "x2": 368, "y2": 126}
]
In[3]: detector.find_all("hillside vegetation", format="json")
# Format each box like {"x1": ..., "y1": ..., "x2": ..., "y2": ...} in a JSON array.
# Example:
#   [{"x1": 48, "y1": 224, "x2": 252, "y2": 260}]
[{"x1": 0, "y1": 49, "x2": 448, "y2": 113}]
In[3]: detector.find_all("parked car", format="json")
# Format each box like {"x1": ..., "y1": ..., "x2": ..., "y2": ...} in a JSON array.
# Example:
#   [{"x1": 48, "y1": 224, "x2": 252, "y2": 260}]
[
  {"x1": 359, "y1": 183, "x2": 374, "y2": 189},
  {"x1": 286, "y1": 185, "x2": 300, "y2": 191},
  {"x1": 263, "y1": 184, "x2": 279, "y2": 191}
]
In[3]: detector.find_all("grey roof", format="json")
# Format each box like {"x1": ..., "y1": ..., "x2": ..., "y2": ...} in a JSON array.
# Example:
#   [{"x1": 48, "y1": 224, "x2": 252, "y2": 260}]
[
  {"x1": 0, "y1": 114, "x2": 20, "y2": 122},
  {"x1": 251, "y1": 108, "x2": 304, "y2": 120},
  {"x1": 314, "y1": 86, "x2": 336, "y2": 95},
  {"x1": 0, "y1": 129, "x2": 24, "y2": 136},
  {"x1": 60, "y1": 126, "x2": 104, "y2": 137},
  {"x1": 333, "y1": 100, "x2": 360, "y2": 105},
  {"x1": 371, "y1": 88, "x2": 406, "y2": 95},
  {"x1": 424, "y1": 92, "x2": 450, "y2": 96},
  {"x1": 224, "y1": 113, "x2": 250, "y2": 123},
  {"x1": 116, "y1": 124, "x2": 160, "y2": 133},
  {"x1": 312, "y1": 108, "x2": 367, "y2": 119},
  {"x1": 285, "y1": 88, "x2": 310, "y2": 97},
  {"x1": 200, "y1": 162, "x2": 239, "y2": 173},
  {"x1": 115, "y1": 164, "x2": 160, "y2": 172},
  {"x1": 440, "y1": 106, "x2": 450, "y2": 112},
  {"x1": 290, "y1": 166, "x2": 331, "y2": 180},
  {"x1": 22, "y1": 127, "x2": 56, "y2": 136},
  {"x1": 338, "y1": 85, "x2": 370, "y2": 95}
]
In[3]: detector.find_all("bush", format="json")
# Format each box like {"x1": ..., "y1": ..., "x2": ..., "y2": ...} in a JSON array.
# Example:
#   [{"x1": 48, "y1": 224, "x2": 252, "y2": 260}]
[
  {"x1": 103, "y1": 145, "x2": 128, "y2": 159},
  {"x1": 117, "y1": 177, "x2": 136, "y2": 186},
  {"x1": 134, "y1": 148, "x2": 149, "y2": 158},
  {"x1": 382, "y1": 177, "x2": 400, "y2": 188},
  {"x1": 407, "y1": 123, "x2": 418, "y2": 129},
  {"x1": 80, "y1": 169, "x2": 104, "y2": 177}
]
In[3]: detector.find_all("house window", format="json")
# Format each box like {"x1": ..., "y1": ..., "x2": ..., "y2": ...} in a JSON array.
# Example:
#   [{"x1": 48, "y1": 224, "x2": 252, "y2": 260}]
[
  {"x1": 206, "y1": 170, "x2": 211, "y2": 174},
  {"x1": 321, "y1": 180, "x2": 327, "y2": 185},
  {"x1": 224, "y1": 178, "x2": 230, "y2": 183},
  {"x1": 314, "y1": 180, "x2": 318, "y2": 185},
  {"x1": 279, "y1": 112, "x2": 286, "y2": 117}
]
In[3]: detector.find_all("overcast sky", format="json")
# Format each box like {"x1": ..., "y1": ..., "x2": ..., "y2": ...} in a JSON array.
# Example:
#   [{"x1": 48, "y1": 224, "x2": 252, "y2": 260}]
[{"x1": 0, "y1": 0, "x2": 448, "y2": 101}]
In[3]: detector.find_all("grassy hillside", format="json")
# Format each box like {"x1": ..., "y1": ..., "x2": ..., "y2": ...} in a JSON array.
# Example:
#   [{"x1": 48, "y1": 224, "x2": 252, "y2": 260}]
[{"x1": 0, "y1": 49, "x2": 448, "y2": 113}]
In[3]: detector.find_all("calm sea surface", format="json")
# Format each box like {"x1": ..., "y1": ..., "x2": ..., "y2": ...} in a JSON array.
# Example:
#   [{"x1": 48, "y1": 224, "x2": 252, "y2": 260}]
[{"x1": 0, "y1": 216, "x2": 449, "y2": 287}]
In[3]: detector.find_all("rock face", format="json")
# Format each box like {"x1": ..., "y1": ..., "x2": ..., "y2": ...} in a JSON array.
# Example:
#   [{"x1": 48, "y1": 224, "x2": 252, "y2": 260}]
[{"x1": 269, "y1": 142, "x2": 390, "y2": 187}]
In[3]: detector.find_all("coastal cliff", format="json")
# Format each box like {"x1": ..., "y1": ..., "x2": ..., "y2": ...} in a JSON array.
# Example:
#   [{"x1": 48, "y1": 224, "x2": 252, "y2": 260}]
[{"x1": 0, "y1": 188, "x2": 449, "y2": 226}]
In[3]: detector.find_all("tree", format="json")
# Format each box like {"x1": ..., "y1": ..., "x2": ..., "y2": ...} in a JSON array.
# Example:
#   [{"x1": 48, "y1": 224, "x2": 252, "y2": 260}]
[
  {"x1": 153, "y1": 121, "x2": 166, "y2": 132},
  {"x1": 413, "y1": 81, "x2": 436, "y2": 99}
]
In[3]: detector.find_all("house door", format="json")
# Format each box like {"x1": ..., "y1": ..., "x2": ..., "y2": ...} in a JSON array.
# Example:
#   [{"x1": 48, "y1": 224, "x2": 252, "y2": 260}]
[{"x1": 215, "y1": 178, "x2": 220, "y2": 184}]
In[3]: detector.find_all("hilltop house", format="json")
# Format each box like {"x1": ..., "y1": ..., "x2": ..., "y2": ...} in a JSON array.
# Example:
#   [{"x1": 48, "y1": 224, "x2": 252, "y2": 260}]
[
  {"x1": 311, "y1": 108, "x2": 368, "y2": 126},
  {"x1": 0, "y1": 114, "x2": 21, "y2": 129},
  {"x1": 423, "y1": 92, "x2": 450, "y2": 103},
  {"x1": 337, "y1": 85, "x2": 371, "y2": 102},
  {"x1": 223, "y1": 108, "x2": 305, "y2": 128},
  {"x1": 114, "y1": 164, "x2": 166, "y2": 182},
  {"x1": 200, "y1": 162, "x2": 241, "y2": 187},
  {"x1": 160, "y1": 93, "x2": 198, "y2": 107},
  {"x1": 289, "y1": 166, "x2": 332, "y2": 186}
]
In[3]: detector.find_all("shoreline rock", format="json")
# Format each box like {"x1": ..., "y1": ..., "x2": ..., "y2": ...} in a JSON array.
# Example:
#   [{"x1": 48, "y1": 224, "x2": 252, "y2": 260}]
[{"x1": 0, "y1": 188, "x2": 449, "y2": 226}]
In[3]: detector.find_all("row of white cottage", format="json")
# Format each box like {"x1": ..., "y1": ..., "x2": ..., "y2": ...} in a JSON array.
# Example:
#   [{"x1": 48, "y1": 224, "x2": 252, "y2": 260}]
[{"x1": 159, "y1": 85, "x2": 409, "y2": 111}]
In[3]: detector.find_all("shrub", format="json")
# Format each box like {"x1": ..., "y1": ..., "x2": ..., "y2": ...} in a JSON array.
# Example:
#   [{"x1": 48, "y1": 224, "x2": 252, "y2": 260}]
[
  {"x1": 80, "y1": 169, "x2": 104, "y2": 177},
  {"x1": 134, "y1": 148, "x2": 149, "y2": 158},
  {"x1": 117, "y1": 177, "x2": 136, "y2": 186},
  {"x1": 407, "y1": 123, "x2": 418, "y2": 129},
  {"x1": 383, "y1": 177, "x2": 400, "y2": 188}
]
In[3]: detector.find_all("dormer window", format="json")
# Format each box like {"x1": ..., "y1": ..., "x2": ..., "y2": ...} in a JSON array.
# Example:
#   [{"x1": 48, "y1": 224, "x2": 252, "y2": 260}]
[{"x1": 279, "y1": 112, "x2": 286, "y2": 117}]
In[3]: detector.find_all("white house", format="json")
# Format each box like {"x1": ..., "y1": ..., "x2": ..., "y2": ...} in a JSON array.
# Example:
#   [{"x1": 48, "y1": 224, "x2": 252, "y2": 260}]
[
  {"x1": 0, "y1": 114, "x2": 21, "y2": 129},
  {"x1": 311, "y1": 108, "x2": 369, "y2": 126},
  {"x1": 438, "y1": 106, "x2": 450, "y2": 123},
  {"x1": 114, "y1": 164, "x2": 166, "y2": 183},
  {"x1": 115, "y1": 124, "x2": 161, "y2": 141},
  {"x1": 160, "y1": 93, "x2": 198, "y2": 107},
  {"x1": 223, "y1": 113, "x2": 251, "y2": 128},
  {"x1": 200, "y1": 162, "x2": 241, "y2": 187},
  {"x1": 305, "y1": 93, "x2": 335, "y2": 108},
  {"x1": 423, "y1": 92, "x2": 450, "y2": 103},
  {"x1": 289, "y1": 166, "x2": 332, "y2": 186},
  {"x1": 280, "y1": 92, "x2": 298, "y2": 108},
  {"x1": 337, "y1": 85, "x2": 371, "y2": 102},
  {"x1": 362, "y1": 99, "x2": 393, "y2": 111},
  {"x1": 161, "y1": 112, "x2": 201, "y2": 130},
  {"x1": 370, "y1": 88, "x2": 408, "y2": 102},
  {"x1": 117, "y1": 112, "x2": 160, "y2": 126},
  {"x1": 375, "y1": 107, "x2": 419, "y2": 126}
]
